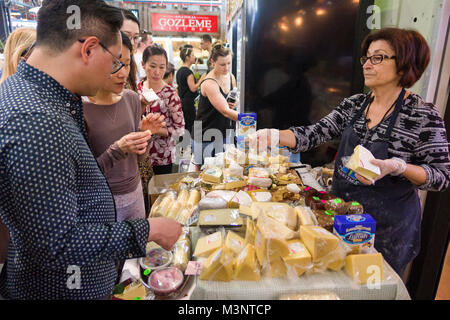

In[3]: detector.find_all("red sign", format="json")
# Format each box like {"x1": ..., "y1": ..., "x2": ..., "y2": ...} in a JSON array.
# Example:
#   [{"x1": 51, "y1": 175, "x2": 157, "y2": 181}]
[{"x1": 152, "y1": 13, "x2": 218, "y2": 33}]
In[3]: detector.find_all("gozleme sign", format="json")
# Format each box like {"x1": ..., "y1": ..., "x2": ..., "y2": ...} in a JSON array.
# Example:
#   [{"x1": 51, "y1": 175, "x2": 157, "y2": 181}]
[{"x1": 152, "y1": 13, "x2": 218, "y2": 33}]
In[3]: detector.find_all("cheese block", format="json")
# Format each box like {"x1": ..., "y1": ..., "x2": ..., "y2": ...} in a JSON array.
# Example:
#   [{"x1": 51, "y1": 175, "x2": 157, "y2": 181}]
[
  {"x1": 199, "y1": 247, "x2": 234, "y2": 282},
  {"x1": 248, "y1": 191, "x2": 272, "y2": 202},
  {"x1": 295, "y1": 206, "x2": 318, "y2": 226},
  {"x1": 193, "y1": 231, "x2": 223, "y2": 257},
  {"x1": 186, "y1": 189, "x2": 201, "y2": 208},
  {"x1": 202, "y1": 167, "x2": 223, "y2": 184},
  {"x1": 252, "y1": 202, "x2": 297, "y2": 230},
  {"x1": 223, "y1": 175, "x2": 247, "y2": 190},
  {"x1": 255, "y1": 216, "x2": 292, "y2": 265},
  {"x1": 239, "y1": 205, "x2": 256, "y2": 219},
  {"x1": 198, "y1": 209, "x2": 244, "y2": 227},
  {"x1": 176, "y1": 189, "x2": 190, "y2": 204},
  {"x1": 225, "y1": 231, "x2": 246, "y2": 256},
  {"x1": 262, "y1": 255, "x2": 287, "y2": 278},
  {"x1": 282, "y1": 240, "x2": 312, "y2": 277},
  {"x1": 300, "y1": 226, "x2": 339, "y2": 263},
  {"x1": 233, "y1": 244, "x2": 261, "y2": 281},
  {"x1": 345, "y1": 253, "x2": 383, "y2": 284},
  {"x1": 325, "y1": 242, "x2": 347, "y2": 272},
  {"x1": 245, "y1": 218, "x2": 256, "y2": 245},
  {"x1": 229, "y1": 190, "x2": 253, "y2": 208},
  {"x1": 345, "y1": 145, "x2": 381, "y2": 181}
]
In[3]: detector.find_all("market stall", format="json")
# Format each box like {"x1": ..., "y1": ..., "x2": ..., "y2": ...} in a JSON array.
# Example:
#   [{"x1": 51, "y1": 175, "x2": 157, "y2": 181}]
[{"x1": 114, "y1": 115, "x2": 411, "y2": 300}]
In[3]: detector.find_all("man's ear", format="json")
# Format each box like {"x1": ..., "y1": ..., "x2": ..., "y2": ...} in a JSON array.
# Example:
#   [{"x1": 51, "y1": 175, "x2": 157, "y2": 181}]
[{"x1": 79, "y1": 36, "x2": 100, "y2": 63}]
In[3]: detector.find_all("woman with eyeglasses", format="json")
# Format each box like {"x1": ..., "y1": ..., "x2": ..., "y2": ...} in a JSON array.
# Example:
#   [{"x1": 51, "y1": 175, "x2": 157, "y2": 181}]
[
  {"x1": 254, "y1": 27, "x2": 450, "y2": 277},
  {"x1": 192, "y1": 41, "x2": 238, "y2": 171},
  {"x1": 138, "y1": 44, "x2": 185, "y2": 175},
  {"x1": 0, "y1": 27, "x2": 36, "y2": 84},
  {"x1": 83, "y1": 32, "x2": 165, "y2": 222},
  {"x1": 176, "y1": 46, "x2": 207, "y2": 137}
]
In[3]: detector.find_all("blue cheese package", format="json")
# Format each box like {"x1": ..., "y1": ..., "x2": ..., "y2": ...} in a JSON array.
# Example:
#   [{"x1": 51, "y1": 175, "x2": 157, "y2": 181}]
[
  {"x1": 333, "y1": 214, "x2": 376, "y2": 254},
  {"x1": 237, "y1": 113, "x2": 257, "y2": 136}
]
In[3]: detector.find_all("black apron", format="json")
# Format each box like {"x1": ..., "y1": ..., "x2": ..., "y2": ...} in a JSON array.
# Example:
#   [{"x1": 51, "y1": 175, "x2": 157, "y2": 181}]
[{"x1": 332, "y1": 89, "x2": 421, "y2": 276}]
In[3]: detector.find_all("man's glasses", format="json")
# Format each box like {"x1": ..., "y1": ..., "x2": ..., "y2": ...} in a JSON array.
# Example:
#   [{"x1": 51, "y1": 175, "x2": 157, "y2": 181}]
[
  {"x1": 360, "y1": 54, "x2": 396, "y2": 66},
  {"x1": 78, "y1": 39, "x2": 124, "y2": 74}
]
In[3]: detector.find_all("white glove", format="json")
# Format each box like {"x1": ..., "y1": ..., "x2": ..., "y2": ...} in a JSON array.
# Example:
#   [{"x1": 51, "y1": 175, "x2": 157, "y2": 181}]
[
  {"x1": 248, "y1": 129, "x2": 280, "y2": 153},
  {"x1": 371, "y1": 157, "x2": 407, "y2": 181}
]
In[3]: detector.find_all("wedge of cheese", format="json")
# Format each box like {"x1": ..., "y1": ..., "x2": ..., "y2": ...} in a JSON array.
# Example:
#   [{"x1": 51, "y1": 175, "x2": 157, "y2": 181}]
[
  {"x1": 199, "y1": 247, "x2": 234, "y2": 282},
  {"x1": 202, "y1": 167, "x2": 223, "y2": 184},
  {"x1": 198, "y1": 209, "x2": 244, "y2": 227},
  {"x1": 295, "y1": 206, "x2": 318, "y2": 226},
  {"x1": 300, "y1": 226, "x2": 339, "y2": 263},
  {"x1": 262, "y1": 255, "x2": 287, "y2": 278},
  {"x1": 282, "y1": 240, "x2": 312, "y2": 277},
  {"x1": 254, "y1": 216, "x2": 292, "y2": 265},
  {"x1": 251, "y1": 202, "x2": 297, "y2": 230},
  {"x1": 233, "y1": 244, "x2": 261, "y2": 281},
  {"x1": 345, "y1": 145, "x2": 381, "y2": 181},
  {"x1": 193, "y1": 231, "x2": 223, "y2": 257},
  {"x1": 345, "y1": 253, "x2": 383, "y2": 284},
  {"x1": 225, "y1": 231, "x2": 246, "y2": 256},
  {"x1": 245, "y1": 218, "x2": 256, "y2": 245}
]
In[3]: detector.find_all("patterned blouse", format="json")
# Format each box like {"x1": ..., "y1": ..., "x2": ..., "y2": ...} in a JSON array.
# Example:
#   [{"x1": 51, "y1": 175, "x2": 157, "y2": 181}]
[
  {"x1": 0, "y1": 61, "x2": 149, "y2": 299},
  {"x1": 137, "y1": 81, "x2": 185, "y2": 167},
  {"x1": 289, "y1": 92, "x2": 450, "y2": 192}
]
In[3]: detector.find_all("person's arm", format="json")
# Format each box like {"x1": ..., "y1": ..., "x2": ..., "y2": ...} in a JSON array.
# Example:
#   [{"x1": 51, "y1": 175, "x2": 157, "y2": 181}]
[
  {"x1": 1, "y1": 113, "x2": 150, "y2": 268},
  {"x1": 287, "y1": 94, "x2": 366, "y2": 153},
  {"x1": 186, "y1": 72, "x2": 206, "y2": 93},
  {"x1": 0, "y1": 217, "x2": 9, "y2": 264},
  {"x1": 202, "y1": 79, "x2": 239, "y2": 121}
]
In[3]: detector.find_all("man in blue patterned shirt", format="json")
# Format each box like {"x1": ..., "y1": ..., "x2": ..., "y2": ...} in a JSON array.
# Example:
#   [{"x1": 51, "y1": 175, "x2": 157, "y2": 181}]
[{"x1": 0, "y1": 0, "x2": 181, "y2": 300}]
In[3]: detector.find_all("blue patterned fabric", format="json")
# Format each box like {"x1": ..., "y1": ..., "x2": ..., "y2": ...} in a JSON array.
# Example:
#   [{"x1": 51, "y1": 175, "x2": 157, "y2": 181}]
[{"x1": 0, "y1": 61, "x2": 149, "y2": 299}]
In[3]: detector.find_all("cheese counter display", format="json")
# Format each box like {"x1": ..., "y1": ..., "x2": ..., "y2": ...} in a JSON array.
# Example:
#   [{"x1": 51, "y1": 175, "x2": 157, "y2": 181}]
[{"x1": 119, "y1": 145, "x2": 410, "y2": 300}]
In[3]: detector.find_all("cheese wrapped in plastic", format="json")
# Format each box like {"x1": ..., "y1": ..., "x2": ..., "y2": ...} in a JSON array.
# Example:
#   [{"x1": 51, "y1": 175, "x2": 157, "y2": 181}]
[
  {"x1": 345, "y1": 145, "x2": 381, "y2": 181},
  {"x1": 229, "y1": 190, "x2": 253, "y2": 208},
  {"x1": 186, "y1": 189, "x2": 201, "y2": 208},
  {"x1": 150, "y1": 191, "x2": 177, "y2": 218},
  {"x1": 282, "y1": 240, "x2": 312, "y2": 277},
  {"x1": 300, "y1": 226, "x2": 339, "y2": 263},
  {"x1": 202, "y1": 167, "x2": 223, "y2": 184},
  {"x1": 233, "y1": 244, "x2": 261, "y2": 281},
  {"x1": 198, "y1": 197, "x2": 228, "y2": 210},
  {"x1": 345, "y1": 253, "x2": 383, "y2": 284},
  {"x1": 193, "y1": 231, "x2": 223, "y2": 258},
  {"x1": 172, "y1": 229, "x2": 191, "y2": 272},
  {"x1": 252, "y1": 202, "x2": 297, "y2": 230},
  {"x1": 295, "y1": 206, "x2": 318, "y2": 226},
  {"x1": 199, "y1": 246, "x2": 234, "y2": 282},
  {"x1": 198, "y1": 209, "x2": 244, "y2": 228},
  {"x1": 311, "y1": 240, "x2": 350, "y2": 273},
  {"x1": 245, "y1": 218, "x2": 256, "y2": 245},
  {"x1": 224, "y1": 231, "x2": 246, "y2": 256}
]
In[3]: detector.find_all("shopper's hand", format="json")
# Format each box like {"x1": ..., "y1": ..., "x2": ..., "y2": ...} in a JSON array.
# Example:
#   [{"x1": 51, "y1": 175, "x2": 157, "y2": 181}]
[
  {"x1": 117, "y1": 131, "x2": 152, "y2": 155},
  {"x1": 147, "y1": 217, "x2": 182, "y2": 251},
  {"x1": 140, "y1": 113, "x2": 165, "y2": 134},
  {"x1": 355, "y1": 158, "x2": 406, "y2": 185}
]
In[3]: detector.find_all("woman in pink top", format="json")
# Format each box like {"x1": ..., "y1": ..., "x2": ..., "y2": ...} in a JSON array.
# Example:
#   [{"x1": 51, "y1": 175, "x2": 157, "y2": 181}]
[
  {"x1": 138, "y1": 44, "x2": 185, "y2": 175},
  {"x1": 83, "y1": 33, "x2": 165, "y2": 221}
]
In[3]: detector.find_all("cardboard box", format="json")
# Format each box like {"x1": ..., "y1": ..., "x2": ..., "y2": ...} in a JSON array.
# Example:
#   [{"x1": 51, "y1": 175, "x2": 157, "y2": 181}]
[{"x1": 148, "y1": 172, "x2": 200, "y2": 206}]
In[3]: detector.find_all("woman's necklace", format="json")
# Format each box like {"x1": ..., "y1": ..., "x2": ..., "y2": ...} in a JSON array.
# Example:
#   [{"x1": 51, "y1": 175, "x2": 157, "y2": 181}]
[{"x1": 362, "y1": 99, "x2": 396, "y2": 145}]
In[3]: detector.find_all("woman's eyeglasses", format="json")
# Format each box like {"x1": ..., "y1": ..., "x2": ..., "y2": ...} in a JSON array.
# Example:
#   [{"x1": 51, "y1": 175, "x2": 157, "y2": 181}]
[
  {"x1": 78, "y1": 39, "x2": 125, "y2": 74},
  {"x1": 360, "y1": 54, "x2": 396, "y2": 66}
]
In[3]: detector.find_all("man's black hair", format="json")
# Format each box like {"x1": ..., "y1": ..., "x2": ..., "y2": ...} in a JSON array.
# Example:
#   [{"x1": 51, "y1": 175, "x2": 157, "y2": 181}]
[
  {"x1": 201, "y1": 34, "x2": 212, "y2": 43},
  {"x1": 37, "y1": 0, "x2": 123, "y2": 52}
]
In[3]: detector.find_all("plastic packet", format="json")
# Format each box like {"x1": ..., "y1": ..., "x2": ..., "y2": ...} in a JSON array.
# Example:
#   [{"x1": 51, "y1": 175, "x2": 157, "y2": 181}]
[
  {"x1": 232, "y1": 243, "x2": 261, "y2": 281},
  {"x1": 148, "y1": 267, "x2": 184, "y2": 296},
  {"x1": 253, "y1": 203, "x2": 298, "y2": 230},
  {"x1": 309, "y1": 240, "x2": 351, "y2": 274},
  {"x1": 150, "y1": 191, "x2": 177, "y2": 218},
  {"x1": 172, "y1": 230, "x2": 191, "y2": 272},
  {"x1": 295, "y1": 206, "x2": 319, "y2": 226},
  {"x1": 198, "y1": 197, "x2": 228, "y2": 210},
  {"x1": 199, "y1": 246, "x2": 235, "y2": 282},
  {"x1": 205, "y1": 190, "x2": 237, "y2": 203}
]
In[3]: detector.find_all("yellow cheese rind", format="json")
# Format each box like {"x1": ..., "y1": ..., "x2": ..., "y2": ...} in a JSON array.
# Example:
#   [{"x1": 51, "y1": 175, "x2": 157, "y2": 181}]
[
  {"x1": 282, "y1": 240, "x2": 312, "y2": 276},
  {"x1": 300, "y1": 226, "x2": 339, "y2": 263},
  {"x1": 193, "y1": 231, "x2": 223, "y2": 257},
  {"x1": 225, "y1": 231, "x2": 246, "y2": 256},
  {"x1": 344, "y1": 253, "x2": 383, "y2": 284},
  {"x1": 233, "y1": 244, "x2": 261, "y2": 281},
  {"x1": 200, "y1": 247, "x2": 234, "y2": 281}
]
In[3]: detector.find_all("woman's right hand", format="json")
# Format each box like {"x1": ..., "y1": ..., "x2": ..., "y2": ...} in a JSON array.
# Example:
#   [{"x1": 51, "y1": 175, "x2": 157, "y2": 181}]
[{"x1": 117, "y1": 131, "x2": 152, "y2": 155}]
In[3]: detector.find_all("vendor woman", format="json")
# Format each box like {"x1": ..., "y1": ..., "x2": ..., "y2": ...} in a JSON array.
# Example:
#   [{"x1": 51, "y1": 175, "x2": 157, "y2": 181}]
[{"x1": 256, "y1": 27, "x2": 450, "y2": 277}]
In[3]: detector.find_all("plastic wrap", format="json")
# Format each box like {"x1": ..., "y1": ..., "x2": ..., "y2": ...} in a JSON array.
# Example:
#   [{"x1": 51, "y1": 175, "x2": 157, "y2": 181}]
[
  {"x1": 233, "y1": 243, "x2": 261, "y2": 281},
  {"x1": 172, "y1": 238, "x2": 191, "y2": 272},
  {"x1": 295, "y1": 206, "x2": 319, "y2": 226},
  {"x1": 205, "y1": 190, "x2": 237, "y2": 203},
  {"x1": 193, "y1": 230, "x2": 224, "y2": 258},
  {"x1": 224, "y1": 230, "x2": 246, "y2": 256},
  {"x1": 148, "y1": 267, "x2": 184, "y2": 296},
  {"x1": 198, "y1": 197, "x2": 228, "y2": 210},
  {"x1": 150, "y1": 191, "x2": 177, "y2": 218},
  {"x1": 198, "y1": 209, "x2": 244, "y2": 228},
  {"x1": 252, "y1": 202, "x2": 298, "y2": 230},
  {"x1": 199, "y1": 246, "x2": 235, "y2": 282}
]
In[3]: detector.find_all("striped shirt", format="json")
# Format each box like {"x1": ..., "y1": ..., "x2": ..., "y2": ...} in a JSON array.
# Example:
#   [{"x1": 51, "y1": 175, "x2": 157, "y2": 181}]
[{"x1": 290, "y1": 92, "x2": 450, "y2": 192}]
